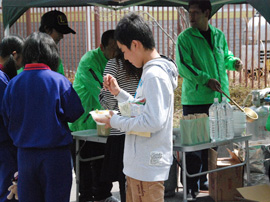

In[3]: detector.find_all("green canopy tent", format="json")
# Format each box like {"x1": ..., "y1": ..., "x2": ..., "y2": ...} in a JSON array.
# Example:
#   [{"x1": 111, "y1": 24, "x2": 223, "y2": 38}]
[{"x1": 2, "y1": 0, "x2": 270, "y2": 33}]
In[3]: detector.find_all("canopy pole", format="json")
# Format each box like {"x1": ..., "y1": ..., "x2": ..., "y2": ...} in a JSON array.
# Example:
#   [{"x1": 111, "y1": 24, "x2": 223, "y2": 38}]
[
  {"x1": 87, "y1": 6, "x2": 92, "y2": 51},
  {"x1": 4, "y1": 25, "x2": 10, "y2": 36},
  {"x1": 94, "y1": 6, "x2": 100, "y2": 49}
]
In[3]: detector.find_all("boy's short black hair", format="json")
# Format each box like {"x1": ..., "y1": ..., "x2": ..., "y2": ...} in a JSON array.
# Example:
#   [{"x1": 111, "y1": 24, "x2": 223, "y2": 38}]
[
  {"x1": 101, "y1": 30, "x2": 115, "y2": 48},
  {"x1": 189, "y1": 0, "x2": 212, "y2": 19},
  {"x1": 22, "y1": 32, "x2": 59, "y2": 71},
  {"x1": 115, "y1": 13, "x2": 155, "y2": 50}
]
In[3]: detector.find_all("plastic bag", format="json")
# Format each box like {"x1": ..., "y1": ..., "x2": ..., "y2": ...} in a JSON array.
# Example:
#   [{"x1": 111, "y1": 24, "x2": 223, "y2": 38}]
[
  {"x1": 118, "y1": 98, "x2": 145, "y2": 117},
  {"x1": 118, "y1": 98, "x2": 150, "y2": 137},
  {"x1": 179, "y1": 117, "x2": 210, "y2": 146}
]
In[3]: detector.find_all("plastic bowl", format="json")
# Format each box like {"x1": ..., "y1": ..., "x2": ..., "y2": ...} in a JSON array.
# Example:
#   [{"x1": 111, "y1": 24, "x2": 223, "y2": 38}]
[
  {"x1": 233, "y1": 111, "x2": 246, "y2": 118},
  {"x1": 233, "y1": 123, "x2": 246, "y2": 137},
  {"x1": 233, "y1": 112, "x2": 246, "y2": 124},
  {"x1": 89, "y1": 110, "x2": 117, "y2": 125},
  {"x1": 234, "y1": 128, "x2": 245, "y2": 137},
  {"x1": 234, "y1": 123, "x2": 246, "y2": 127}
]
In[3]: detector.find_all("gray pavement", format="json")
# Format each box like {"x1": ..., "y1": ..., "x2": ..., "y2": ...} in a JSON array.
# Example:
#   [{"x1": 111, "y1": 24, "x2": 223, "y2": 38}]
[
  {"x1": 70, "y1": 172, "x2": 215, "y2": 202},
  {"x1": 70, "y1": 145, "x2": 232, "y2": 202}
]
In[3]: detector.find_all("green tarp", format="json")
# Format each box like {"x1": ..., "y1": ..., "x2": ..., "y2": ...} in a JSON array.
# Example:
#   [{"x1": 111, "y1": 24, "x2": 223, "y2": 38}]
[{"x1": 2, "y1": 0, "x2": 270, "y2": 30}]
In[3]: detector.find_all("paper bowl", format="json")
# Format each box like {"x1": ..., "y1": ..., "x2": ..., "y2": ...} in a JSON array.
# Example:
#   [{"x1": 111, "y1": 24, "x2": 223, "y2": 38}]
[{"x1": 89, "y1": 110, "x2": 117, "y2": 125}]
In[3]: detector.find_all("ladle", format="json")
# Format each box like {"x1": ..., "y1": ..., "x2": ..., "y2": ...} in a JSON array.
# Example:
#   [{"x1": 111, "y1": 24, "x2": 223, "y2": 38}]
[{"x1": 219, "y1": 89, "x2": 258, "y2": 122}]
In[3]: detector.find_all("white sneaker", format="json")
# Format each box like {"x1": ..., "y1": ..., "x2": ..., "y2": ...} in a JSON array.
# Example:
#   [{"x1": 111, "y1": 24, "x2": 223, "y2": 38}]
[
  {"x1": 187, "y1": 193, "x2": 196, "y2": 201},
  {"x1": 187, "y1": 190, "x2": 197, "y2": 201},
  {"x1": 104, "y1": 196, "x2": 120, "y2": 202}
]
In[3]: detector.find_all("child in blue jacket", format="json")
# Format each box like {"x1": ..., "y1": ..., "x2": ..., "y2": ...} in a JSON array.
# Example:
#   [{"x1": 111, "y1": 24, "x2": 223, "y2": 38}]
[
  {"x1": 1, "y1": 32, "x2": 84, "y2": 202},
  {"x1": 0, "y1": 35, "x2": 24, "y2": 202}
]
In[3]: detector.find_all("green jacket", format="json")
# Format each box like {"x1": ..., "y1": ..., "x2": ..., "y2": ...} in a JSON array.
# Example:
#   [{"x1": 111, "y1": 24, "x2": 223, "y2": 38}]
[
  {"x1": 57, "y1": 59, "x2": 64, "y2": 75},
  {"x1": 176, "y1": 24, "x2": 239, "y2": 105},
  {"x1": 69, "y1": 47, "x2": 108, "y2": 131}
]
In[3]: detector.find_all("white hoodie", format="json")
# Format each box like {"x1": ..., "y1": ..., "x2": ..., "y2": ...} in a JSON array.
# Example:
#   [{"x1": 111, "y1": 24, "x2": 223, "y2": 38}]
[{"x1": 110, "y1": 57, "x2": 178, "y2": 181}]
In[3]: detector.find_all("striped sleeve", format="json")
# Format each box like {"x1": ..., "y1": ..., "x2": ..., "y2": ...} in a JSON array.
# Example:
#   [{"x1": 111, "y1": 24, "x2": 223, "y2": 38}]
[{"x1": 99, "y1": 58, "x2": 140, "y2": 135}]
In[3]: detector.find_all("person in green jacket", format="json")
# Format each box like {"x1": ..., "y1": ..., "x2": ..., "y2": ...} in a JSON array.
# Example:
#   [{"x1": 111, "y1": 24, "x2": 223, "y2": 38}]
[
  {"x1": 69, "y1": 30, "x2": 118, "y2": 202},
  {"x1": 39, "y1": 10, "x2": 76, "y2": 75},
  {"x1": 175, "y1": 1, "x2": 242, "y2": 201}
]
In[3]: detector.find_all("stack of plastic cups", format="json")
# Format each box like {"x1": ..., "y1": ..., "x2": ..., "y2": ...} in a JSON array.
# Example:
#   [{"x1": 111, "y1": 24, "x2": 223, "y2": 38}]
[{"x1": 233, "y1": 109, "x2": 246, "y2": 137}]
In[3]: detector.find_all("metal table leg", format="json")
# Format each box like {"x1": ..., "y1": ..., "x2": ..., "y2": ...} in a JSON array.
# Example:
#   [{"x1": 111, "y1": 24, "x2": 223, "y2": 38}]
[
  {"x1": 74, "y1": 139, "x2": 104, "y2": 202},
  {"x1": 245, "y1": 140, "x2": 250, "y2": 185},
  {"x1": 76, "y1": 138, "x2": 79, "y2": 202},
  {"x1": 182, "y1": 151, "x2": 187, "y2": 202}
]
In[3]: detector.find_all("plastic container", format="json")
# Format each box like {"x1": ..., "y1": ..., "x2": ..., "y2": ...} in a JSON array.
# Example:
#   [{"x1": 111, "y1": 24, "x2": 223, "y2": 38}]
[
  {"x1": 265, "y1": 94, "x2": 270, "y2": 103},
  {"x1": 209, "y1": 98, "x2": 219, "y2": 142},
  {"x1": 233, "y1": 110, "x2": 246, "y2": 137},
  {"x1": 256, "y1": 104, "x2": 268, "y2": 140},
  {"x1": 97, "y1": 125, "x2": 111, "y2": 136},
  {"x1": 246, "y1": 104, "x2": 269, "y2": 141},
  {"x1": 264, "y1": 94, "x2": 270, "y2": 111},
  {"x1": 221, "y1": 97, "x2": 234, "y2": 139}
]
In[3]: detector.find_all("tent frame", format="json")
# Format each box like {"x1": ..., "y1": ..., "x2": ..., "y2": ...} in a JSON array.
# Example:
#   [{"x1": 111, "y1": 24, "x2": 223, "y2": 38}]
[{"x1": 3, "y1": 0, "x2": 270, "y2": 35}]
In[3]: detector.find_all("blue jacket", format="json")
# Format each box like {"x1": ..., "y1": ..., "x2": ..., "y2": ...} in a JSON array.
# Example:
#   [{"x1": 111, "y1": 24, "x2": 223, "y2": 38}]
[
  {"x1": 0, "y1": 69, "x2": 10, "y2": 144},
  {"x1": 2, "y1": 63, "x2": 84, "y2": 148}
]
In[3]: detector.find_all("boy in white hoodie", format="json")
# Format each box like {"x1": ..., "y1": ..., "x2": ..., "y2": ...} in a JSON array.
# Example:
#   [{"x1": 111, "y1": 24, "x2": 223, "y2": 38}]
[{"x1": 96, "y1": 13, "x2": 178, "y2": 202}]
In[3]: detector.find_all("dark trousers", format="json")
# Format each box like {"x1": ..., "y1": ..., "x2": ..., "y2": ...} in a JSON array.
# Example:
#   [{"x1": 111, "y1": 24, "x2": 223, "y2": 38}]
[
  {"x1": 100, "y1": 135, "x2": 126, "y2": 202},
  {"x1": 0, "y1": 143, "x2": 17, "y2": 202},
  {"x1": 72, "y1": 141, "x2": 112, "y2": 202},
  {"x1": 181, "y1": 104, "x2": 211, "y2": 192},
  {"x1": 18, "y1": 147, "x2": 72, "y2": 202}
]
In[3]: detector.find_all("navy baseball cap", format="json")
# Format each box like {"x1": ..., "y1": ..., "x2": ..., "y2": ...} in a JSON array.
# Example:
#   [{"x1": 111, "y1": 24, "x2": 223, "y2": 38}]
[{"x1": 40, "y1": 10, "x2": 76, "y2": 34}]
